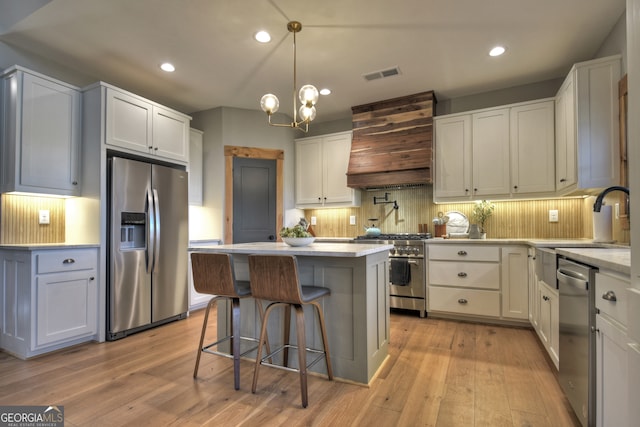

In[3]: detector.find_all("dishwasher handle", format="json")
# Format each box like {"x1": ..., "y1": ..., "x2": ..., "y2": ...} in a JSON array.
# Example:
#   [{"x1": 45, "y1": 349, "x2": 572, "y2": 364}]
[{"x1": 557, "y1": 268, "x2": 588, "y2": 290}]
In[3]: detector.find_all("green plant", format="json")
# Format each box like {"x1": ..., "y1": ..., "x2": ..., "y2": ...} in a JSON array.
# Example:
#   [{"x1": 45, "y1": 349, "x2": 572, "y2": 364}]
[
  {"x1": 279, "y1": 225, "x2": 311, "y2": 238},
  {"x1": 471, "y1": 200, "x2": 495, "y2": 233}
]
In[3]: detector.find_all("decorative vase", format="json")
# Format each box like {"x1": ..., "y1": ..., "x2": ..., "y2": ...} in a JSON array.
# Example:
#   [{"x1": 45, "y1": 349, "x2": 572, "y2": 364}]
[{"x1": 469, "y1": 224, "x2": 483, "y2": 239}]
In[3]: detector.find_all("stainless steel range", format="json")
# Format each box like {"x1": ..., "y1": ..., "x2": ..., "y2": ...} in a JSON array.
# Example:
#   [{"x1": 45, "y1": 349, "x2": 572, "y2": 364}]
[{"x1": 354, "y1": 233, "x2": 430, "y2": 317}]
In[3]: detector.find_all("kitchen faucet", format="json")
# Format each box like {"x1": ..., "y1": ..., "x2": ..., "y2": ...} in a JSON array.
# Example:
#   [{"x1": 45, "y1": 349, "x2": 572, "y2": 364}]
[{"x1": 593, "y1": 185, "x2": 630, "y2": 212}]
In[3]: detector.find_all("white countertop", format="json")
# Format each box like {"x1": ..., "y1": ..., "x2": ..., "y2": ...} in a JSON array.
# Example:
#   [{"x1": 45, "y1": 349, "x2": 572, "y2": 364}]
[
  {"x1": 555, "y1": 247, "x2": 631, "y2": 276},
  {"x1": 189, "y1": 241, "x2": 393, "y2": 257},
  {"x1": 0, "y1": 243, "x2": 100, "y2": 250}
]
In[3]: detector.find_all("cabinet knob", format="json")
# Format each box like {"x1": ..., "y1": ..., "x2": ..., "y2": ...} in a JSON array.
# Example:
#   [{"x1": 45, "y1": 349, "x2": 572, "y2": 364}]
[
  {"x1": 457, "y1": 272, "x2": 467, "y2": 277},
  {"x1": 318, "y1": 197, "x2": 322, "y2": 202},
  {"x1": 458, "y1": 298, "x2": 468, "y2": 304},
  {"x1": 457, "y1": 250, "x2": 467, "y2": 256},
  {"x1": 62, "y1": 258, "x2": 75, "y2": 264},
  {"x1": 465, "y1": 189, "x2": 469, "y2": 193},
  {"x1": 154, "y1": 147, "x2": 159, "y2": 151},
  {"x1": 602, "y1": 291, "x2": 617, "y2": 302},
  {"x1": 513, "y1": 185, "x2": 518, "y2": 190},
  {"x1": 72, "y1": 181, "x2": 78, "y2": 185},
  {"x1": 473, "y1": 188, "x2": 478, "y2": 192},
  {"x1": 543, "y1": 295, "x2": 549, "y2": 301},
  {"x1": 560, "y1": 178, "x2": 567, "y2": 183},
  {"x1": 89, "y1": 276, "x2": 95, "y2": 281}
]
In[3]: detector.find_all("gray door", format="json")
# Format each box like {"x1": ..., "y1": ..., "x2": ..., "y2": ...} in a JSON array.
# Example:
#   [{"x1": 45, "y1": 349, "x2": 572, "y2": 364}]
[{"x1": 232, "y1": 157, "x2": 277, "y2": 243}]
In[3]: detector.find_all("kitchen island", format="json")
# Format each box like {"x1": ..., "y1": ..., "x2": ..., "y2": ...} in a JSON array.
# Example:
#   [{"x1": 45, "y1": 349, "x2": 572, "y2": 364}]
[{"x1": 190, "y1": 242, "x2": 393, "y2": 384}]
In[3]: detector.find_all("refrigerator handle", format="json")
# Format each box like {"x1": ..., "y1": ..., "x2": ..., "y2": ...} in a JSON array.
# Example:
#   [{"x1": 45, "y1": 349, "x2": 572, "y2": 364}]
[
  {"x1": 152, "y1": 188, "x2": 161, "y2": 273},
  {"x1": 147, "y1": 188, "x2": 155, "y2": 273}
]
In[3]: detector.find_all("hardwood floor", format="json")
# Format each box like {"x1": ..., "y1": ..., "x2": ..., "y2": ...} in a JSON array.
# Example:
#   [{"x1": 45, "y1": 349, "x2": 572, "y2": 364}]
[{"x1": 0, "y1": 308, "x2": 581, "y2": 426}]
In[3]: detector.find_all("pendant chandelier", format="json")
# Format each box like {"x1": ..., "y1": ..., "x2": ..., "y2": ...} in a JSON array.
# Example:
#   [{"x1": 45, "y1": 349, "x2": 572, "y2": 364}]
[{"x1": 260, "y1": 21, "x2": 318, "y2": 132}]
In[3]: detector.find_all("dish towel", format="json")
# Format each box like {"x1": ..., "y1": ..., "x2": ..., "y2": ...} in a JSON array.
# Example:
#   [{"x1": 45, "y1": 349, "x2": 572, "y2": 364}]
[{"x1": 390, "y1": 259, "x2": 411, "y2": 286}]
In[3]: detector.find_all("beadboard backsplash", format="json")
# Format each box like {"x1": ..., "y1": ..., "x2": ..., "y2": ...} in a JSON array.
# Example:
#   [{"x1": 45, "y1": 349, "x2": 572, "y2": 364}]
[
  {"x1": 303, "y1": 186, "x2": 630, "y2": 243},
  {"x1": 1, "y1": 194, "x2": 66, "y2": 244}
]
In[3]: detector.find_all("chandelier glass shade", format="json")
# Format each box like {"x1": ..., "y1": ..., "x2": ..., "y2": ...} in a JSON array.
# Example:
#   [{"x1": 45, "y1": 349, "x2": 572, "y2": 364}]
[{"x1": 260, "y1": 21, "x2": 318, "y2": 132}]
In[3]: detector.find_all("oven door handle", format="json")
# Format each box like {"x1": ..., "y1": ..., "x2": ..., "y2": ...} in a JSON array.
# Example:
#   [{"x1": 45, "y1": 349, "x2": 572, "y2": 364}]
[{"x1": 407, "y1": 259, "x2": 420, "y2": 266}]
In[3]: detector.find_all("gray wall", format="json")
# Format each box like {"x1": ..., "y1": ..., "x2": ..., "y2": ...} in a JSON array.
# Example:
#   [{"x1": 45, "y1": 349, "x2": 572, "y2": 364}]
[{"x1": 190, "y1": 107, "x2": 297, "y2": 240}]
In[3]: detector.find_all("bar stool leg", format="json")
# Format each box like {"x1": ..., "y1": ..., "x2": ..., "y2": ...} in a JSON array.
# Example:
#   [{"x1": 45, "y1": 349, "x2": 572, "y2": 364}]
[
  {"x1": 283, "y1": 305, "x2": 292, "y2": 367},
  {"x1": 231, "y1": 297, "x2": 241, "y2": 390},
  {"x1": 194, "y1": 296, "x2": 218, "y2": 378},
  {"x1": 294, "y1": 304, "x2": 308, "y2": 408},
  {"x1": 252, "y1": 302, "x2": 278, "y2": 394},
  {"x1": 313, "y1": 301, "x2": 333, "y2": 379}
]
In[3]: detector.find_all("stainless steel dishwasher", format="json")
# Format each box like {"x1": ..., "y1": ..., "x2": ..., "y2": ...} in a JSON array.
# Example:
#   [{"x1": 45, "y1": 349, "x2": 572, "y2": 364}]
[{"x1": 557, "y1": 257, "x2": 598, "y2": 427}]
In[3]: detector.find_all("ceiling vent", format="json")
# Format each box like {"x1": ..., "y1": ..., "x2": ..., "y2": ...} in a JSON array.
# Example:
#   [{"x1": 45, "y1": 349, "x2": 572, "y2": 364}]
[{"x1": 362, "y1": 66, "x2": 401, "y2": 82}]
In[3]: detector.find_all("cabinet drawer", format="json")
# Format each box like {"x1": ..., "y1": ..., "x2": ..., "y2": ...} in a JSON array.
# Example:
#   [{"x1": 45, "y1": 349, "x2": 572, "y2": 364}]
[
  {"x1": 36, "y1": 250, "x2": 97, "y2": 274},
  {"x1": 595, "y1": 272, "x2": 629, "y2": 326},
  {"x1": 428, "y1": 286, "x2": 500, "y2": 317},
  {"x1": 429, "y1": 260, "x2": 500, "y2": 289},
  {"x1": 428, "y1": 245, "x2": 500, "y2": 262}
]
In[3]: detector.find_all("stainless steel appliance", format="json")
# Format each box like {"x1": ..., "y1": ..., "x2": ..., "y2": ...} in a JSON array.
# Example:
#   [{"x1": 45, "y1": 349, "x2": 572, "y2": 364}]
[
  {"x1": 107, "y1": 156, "x2": 189, "y2": 340},
  {"x1": 354, "y1": 233, "x2": 430, "y2": 317},
  {"x1": 557, "y1": 257, "x2": 598, "y2": 427}
]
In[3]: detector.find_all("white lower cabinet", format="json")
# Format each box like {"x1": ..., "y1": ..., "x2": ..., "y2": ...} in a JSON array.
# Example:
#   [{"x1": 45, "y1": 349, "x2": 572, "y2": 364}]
[
  {"x1": 0, "y1": 247, "x2": 98, "y2": 359},
  {"x1": 537, "y1": 280, "x2": 559, "y2": 369},
  {"x1": 594, "y1": 271, "x2": 629, "y2": 427},
  {"x1": 427, "y1": 244, "x2": 528, "y2": 322}
]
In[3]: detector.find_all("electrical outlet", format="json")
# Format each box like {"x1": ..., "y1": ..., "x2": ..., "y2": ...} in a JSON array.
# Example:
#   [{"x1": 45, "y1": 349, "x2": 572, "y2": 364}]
[
  {"x1": 548, "y1": 209, "x2": 559, "y2": 222},
  {"x1": 39, "y1": 210, "x2": 50, "y2": 224},
  {"x1": 310, "y1": 216, "x2": 317, "y2": 225},
  {"x1": 349, "y1": 215, "x2": 356, "y2": 225}
]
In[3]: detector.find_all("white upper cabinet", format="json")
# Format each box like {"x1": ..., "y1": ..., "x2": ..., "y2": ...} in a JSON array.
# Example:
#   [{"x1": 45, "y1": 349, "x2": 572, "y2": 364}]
[
  {"x1": 295, "y1": 131, "x2": 360, "y2": 208},
  {"x1": 105, "y1": 86, "x2": 190, "y2": 164},
  {"x1": 434, "y1": 115, "x2": 472, "y2": 199},
  {"x1": 188, "y1": 128, "x2": 203, "y2": 206},
  {"x1": 434, "y1": 99, "x2": 555, "y2": 202},
  {"x1": 555, "y1": 55, "x2": 621, "y2": 193},
  {"x1": 472, "y1": 108, "x2": 511, "y2": 198},
  {"x1": 0, "y1": 66, "x2": 81, "y2": 196},
  {"x1": 510, "y1": 100, "x2": 556, "y2": 194}
]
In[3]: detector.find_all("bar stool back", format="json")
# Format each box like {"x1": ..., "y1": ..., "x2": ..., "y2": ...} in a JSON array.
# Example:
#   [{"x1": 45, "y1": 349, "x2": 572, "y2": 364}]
[
  {"x1": 191, "y1": 252, "x2": 265, "y2": 390},
  {"x1": 248, "y1": 254, "x2": 333, "y2": 408}
]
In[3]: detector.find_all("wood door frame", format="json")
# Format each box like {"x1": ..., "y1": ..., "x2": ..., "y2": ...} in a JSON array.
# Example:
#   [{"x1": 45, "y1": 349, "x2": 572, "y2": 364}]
[
  {"x1": 619, "y1": 74, "x2": 629, "y2": 229},
  {"x1": 223, "y1": 146, "x2": 284, "y2": 244}
]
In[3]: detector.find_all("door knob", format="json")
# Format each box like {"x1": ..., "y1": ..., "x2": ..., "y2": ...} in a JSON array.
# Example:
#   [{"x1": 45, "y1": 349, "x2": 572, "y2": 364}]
[{"x1": 268, "y1": 235, "x2": 275, "y2": 241}]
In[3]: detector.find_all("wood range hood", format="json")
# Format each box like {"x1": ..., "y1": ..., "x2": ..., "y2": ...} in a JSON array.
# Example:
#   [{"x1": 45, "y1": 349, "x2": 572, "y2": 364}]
[{"x1": 347, "y1": 91, "x2": 436, "y2": 189}]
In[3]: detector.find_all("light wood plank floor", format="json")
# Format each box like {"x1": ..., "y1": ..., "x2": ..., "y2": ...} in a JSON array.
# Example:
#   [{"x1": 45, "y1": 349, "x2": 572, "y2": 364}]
[{"x1": 0, "y1": 308, "x2": 581, "y2": 426}]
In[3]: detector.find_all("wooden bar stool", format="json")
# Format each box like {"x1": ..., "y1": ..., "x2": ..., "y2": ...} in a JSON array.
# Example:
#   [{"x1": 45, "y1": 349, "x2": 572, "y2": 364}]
[
  {"x1": 248, "y1": 254, "x2": 333, "y2": 408},
  {"x1": 191, "y1": 252, "x2": 268, "y2": 390}
]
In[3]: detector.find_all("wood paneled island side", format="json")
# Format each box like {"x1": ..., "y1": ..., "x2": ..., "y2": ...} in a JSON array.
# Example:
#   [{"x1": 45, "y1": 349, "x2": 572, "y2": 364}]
[{"x1": 189, "y1": 242, "x2": 392, "y2": 384}]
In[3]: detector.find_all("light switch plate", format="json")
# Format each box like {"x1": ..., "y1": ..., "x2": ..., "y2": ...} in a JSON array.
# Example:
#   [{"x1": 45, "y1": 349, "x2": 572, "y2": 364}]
[
  {"x1": 39, "y1": 210, "x2": 50, "y2": 224},
  {"x1": 549, "y1": 209, "x2": 559, "y2": 222},
  {"x1": 349, "y1": 215, "x2": 356, "y2": 225},
  {"x1": 310, "y1": 216, "x2": 317, "y2": 225}
]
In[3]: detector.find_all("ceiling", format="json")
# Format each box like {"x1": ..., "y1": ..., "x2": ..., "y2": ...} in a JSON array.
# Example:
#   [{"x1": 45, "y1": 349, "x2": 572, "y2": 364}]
[{"x1": 0, "y1": 0, "x2": 626, "y2": 123}]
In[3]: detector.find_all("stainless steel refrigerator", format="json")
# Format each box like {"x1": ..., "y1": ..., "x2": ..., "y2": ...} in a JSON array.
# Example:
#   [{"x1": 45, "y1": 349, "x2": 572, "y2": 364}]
[{"x1": 107, "y1": 156, "x2": 188, "y2": 340}]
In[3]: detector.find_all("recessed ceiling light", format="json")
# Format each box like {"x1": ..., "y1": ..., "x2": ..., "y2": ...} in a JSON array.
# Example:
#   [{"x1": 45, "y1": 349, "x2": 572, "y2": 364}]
[
  {"x1": 489, "y1": 46, "x2": 506, "y2": 57},
  {"x1": 255, "y1": 30, "x2": 271, "y2": 43},
  {"x1": 160, "y1": 62, "x2": 175, "y2": 72},
  {"x1": 319, "y1": 88, "x2": 331, "y2": 96}
]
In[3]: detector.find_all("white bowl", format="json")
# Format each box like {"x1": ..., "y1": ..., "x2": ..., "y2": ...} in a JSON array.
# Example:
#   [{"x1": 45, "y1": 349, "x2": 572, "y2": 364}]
[{"x1": 282, "y1": 237, "x2": 315, "y2": 247}]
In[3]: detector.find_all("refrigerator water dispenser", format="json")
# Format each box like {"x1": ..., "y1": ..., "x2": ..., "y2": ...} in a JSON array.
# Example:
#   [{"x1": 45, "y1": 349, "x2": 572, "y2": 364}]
[{"x1": 120, "y1": 212, "x2": 145, "y2": 250}]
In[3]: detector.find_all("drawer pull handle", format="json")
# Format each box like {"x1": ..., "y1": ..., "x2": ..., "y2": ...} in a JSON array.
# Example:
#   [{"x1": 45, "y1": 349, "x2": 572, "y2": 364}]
[
  {"x1": 62, "y1": 258, "x2": 76, "y2": 264},
  {"x1": 602, "y1": 291, "x2": 617, "y2": 302},
  {"x1": 457, "y1": 250, "x2": 467, "y2": 256},
  {"x1": 458, "y1": 298, "x2": 468, "y2": 304},
  {"x1": 457, "y1": 272, "x2": 467, "y2": 277}
]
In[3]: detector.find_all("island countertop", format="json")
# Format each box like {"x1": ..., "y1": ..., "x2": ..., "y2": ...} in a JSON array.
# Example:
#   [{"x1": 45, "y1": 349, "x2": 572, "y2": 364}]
[{"x1": 189, "y1": 241, "x2": 393, "y2": 257}]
